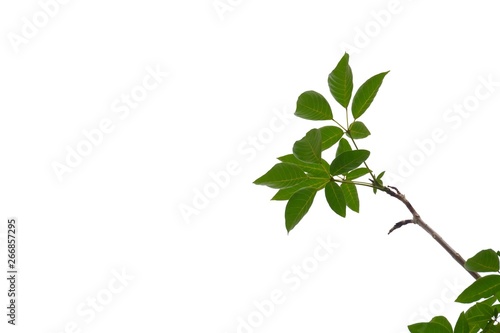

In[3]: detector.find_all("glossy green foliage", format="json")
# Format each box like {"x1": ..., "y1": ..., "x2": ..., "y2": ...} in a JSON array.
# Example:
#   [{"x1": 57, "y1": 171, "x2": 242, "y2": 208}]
[
  {"x1": 253, "y1": 52, "x2": 500, "y2": 333},
  {"x1": 330, "y1": 150, "x2": 370, "y2": 176},
  {"x1": 465, "y1": 249, "x2": 500, "y2": 273},
  {"x1": 253, "y1": 163, "x2": 308, "y2": 189},
  {"x1": 411, "y1": 249, "x2": 500, "y2": 333},
  {"x1": 347, "y1": 121, "x2": 371, "y2": 139},
  {"x1": 295, "y1": 91, "x2": 333, "y2": 120},
  {"x1": 254, "y1": 53, "x2": 388, "y2": 231},
  {"x1": 352, "y1": 71, "x2": 389, "y2": 119},
  {"x1": 456, "y1": 275, "x2": 500, "y2": 304},
  {"x1": 328, "y1": 53, "x2": 353, "y2": 108},
  {"x1": 285, "y1": 188, "x2": 317, "y2": 233},
  {"x1": 293, "y1": 129, "x2": 322, "y2": 164}
]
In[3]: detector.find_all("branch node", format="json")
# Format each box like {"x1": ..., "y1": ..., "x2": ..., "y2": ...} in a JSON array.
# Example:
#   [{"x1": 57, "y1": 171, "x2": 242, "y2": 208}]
[{"x1": 388, "y1": 186, "x2": 402, "y2": 195}]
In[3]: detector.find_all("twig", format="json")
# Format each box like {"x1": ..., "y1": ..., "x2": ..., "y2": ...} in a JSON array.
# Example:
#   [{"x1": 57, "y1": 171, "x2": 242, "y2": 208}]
[
  {"x1": 382, "y1": 186, "x2": 481, "y2": 280},
  {"x1": 388, "y1": 219, "x2": 413, "y2": 235}
]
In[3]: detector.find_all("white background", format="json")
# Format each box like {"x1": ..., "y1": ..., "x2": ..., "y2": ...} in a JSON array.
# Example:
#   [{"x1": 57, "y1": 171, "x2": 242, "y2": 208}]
[{"x1": 1, "y1": 0, "x2": 499, "y2": 332}]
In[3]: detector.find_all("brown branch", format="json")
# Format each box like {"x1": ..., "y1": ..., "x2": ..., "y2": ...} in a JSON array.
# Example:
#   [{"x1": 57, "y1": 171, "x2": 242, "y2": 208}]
[{"x1": 382, "y1": 186, "x2": 480, "y2": 280}]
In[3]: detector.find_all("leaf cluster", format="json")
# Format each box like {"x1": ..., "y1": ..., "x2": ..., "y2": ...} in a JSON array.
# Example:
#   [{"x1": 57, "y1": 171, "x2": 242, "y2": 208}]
[
  {"x1": 409, "y1": 249, "x2": 500, "y2": 333},
  {"x1": 254, "y1": 53, "x2": 388, "y2": 233}
]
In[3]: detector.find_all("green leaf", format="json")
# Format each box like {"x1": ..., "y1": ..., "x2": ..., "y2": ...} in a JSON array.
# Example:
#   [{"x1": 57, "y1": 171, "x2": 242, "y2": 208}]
[
  {"x1": 285, "y1": 188, "x2": 317, "y2": 232},
  {"x1": 430, "y1": 317, "x2": 453, "y2": 333},
  {"x1": 373, "y1": 171, "x2": 385, "y2": 194},
  {"x1": 351, "y1": 71, "x2": 389, "y2": 119},
  {"x1": 465, "y1": 249, "x2": 500, "y2": 273},
  {"x1": 482, "y1": 320, "x2": 500, "y2": 333},
  {"x1": 456, "y1": 275, "x2": 500, "y2": 303},
  {"x1": 319, "y1": 126, "x2": 344, "y2": 151},
  {"x1": 341, "y1": 182, "x2": 359, "y2": 212},
  {"x1": 330, "y1": 150, "x2": 370, "y2": 176},
  {"x1": 311, "y1": 161, "x2": 331, "y2": 178},
  {"x1": 465, "y1": 303, "x2": 494, "y2": 331},
  {"x1": 408, "y1": 322, "x2": 452, "y2": 333},
  {"x1": 453, "y1": 312, "x2": 469, "y2": 333},
  {"x1": 346, "y1": 168, "x2": 371, "y2": 180},
  {"x1": 295, "y1": 91, "x2": 333, "y2": 120},
  {"x1": 278, "y1": 154, "x2": 330, "y2": 178},
  {"x1": 325, "y1": 181, "x2": 346, "y2": 217},
  {"x1": 328, "y1": 53, "x2": 353, "y2": 109},
  {"x1": 377, "y1": 171, "x2": 385, "y2": 182},
  {"x1": 293, "y1": 128, "x2": 322, "y2": 164},
  {"x1": 336, "y1": 138, "x2": 352, "y2": 157},
  {"x1": 347, "y1": 121, "x2": 371, "y2": 139},
  {"x1": 272, "y1": 178, "x2": 329, "y2": 201},
  {"x1": 254, "y1": 163, "x2": 308, "y2": 189}
]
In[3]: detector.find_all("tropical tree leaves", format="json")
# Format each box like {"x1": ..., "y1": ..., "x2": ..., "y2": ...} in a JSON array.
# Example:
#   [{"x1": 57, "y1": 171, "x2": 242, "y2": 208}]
[
  {"x1": 409, "y1": 249, "x2": 500, "y2": 333},
  {"x1": 328, "y1": 53, "x2": 388, "y2": 120},
  {"x1": 325, "y1": 181, "x2": 346, "y2": 217},
  {"x1": 453, "y1": 312, "x2": 469, "y2": 333},
  {"x1": 256, "y1": 52, "x2": 500, "y2": 333},
  {"x1": 328, "y1": 52, "x2": 353, "y2": 109},
  {"x1": 408, "y1": 316, "x2": 453, "y2": 333},
  {"x1": 295, "y1": 91, "x2": 333, "y2": 120},
  {"x1": 254, "y1": 125, "x2": 368, "y2": 230},
  {"x1": 352, "y1": 71, "x2": 389, "y2": 119},
  {"x1": 346, "y1": 167, "x2": 371, "y2": 180},
  {"x1": 341, "y1": 182, "x2": 359, "y2": 213},
  {"x1": 464, "y1": 302, "x2": 496, "y2": 333},
  {"x1": 272, "y1": 178, "x2": 329, "y2": 201},
  {"x1": 293, "y1": 128, "x2": 322, "y2": 164},
  {"x1": 456, "y1": 275, "x2": 500, "y2": 304},
  {"x1": 285, "y1": 188, "x2": 317, "y2": 233},
  {"x1": 254, "y1": 52, "x2": 387, "y2": 232},
  {"x1": 409, "y1": 303, "x2": 500, "y2": 333},
  {"x1": 336, "y1": 138, "x2": 352, "y2": 156},
  {"x1": 330, "y1": 150, "x2": 370, "y2": 176},
  {"x1": 253, "y1": 163, "x2": 308, "y2": 189},
  {"x1": 465, "y1": 249, "x2": 500, "y2": 273},
  {"x1": 277, "y1": 154, "x2": 330, "y2": 178},
  {"x1": 320, "y1": 126, "x2": 344, "y2": 150},
  {"x1": 324, "y1": 181, "x2": 360, "y2": 216},
  {"x1": 347, "y1": 121, "x2": 370, "y2": 139}
]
